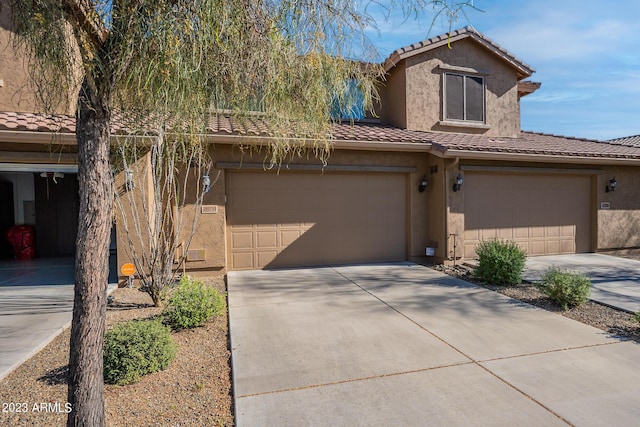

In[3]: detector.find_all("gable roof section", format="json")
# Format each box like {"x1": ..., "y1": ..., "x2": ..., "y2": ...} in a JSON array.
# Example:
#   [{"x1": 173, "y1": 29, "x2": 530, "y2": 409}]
[
  {"x1": 383, "y1": 26, "x2": 535, "y2": 80},
  {"x1": 607, "y1": 135, "x2": 640, "y2": 148},
  {"x1": 4, "y1": 111, "x2": 640, "y2": 164}
]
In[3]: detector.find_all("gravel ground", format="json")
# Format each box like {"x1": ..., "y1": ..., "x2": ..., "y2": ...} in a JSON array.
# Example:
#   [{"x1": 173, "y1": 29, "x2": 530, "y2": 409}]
[
  {"x1": 0, "y1": 277, "x2": 233, "y2": 427},
  {"x1": 431, "y1": 263, "x2": 640, "y2": 343}
]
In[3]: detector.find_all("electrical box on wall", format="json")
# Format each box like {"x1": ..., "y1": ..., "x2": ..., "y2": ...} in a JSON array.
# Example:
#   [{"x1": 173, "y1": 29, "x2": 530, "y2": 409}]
[{"x1": 600, "y1": 202, "x2": 611, "y2": 210}]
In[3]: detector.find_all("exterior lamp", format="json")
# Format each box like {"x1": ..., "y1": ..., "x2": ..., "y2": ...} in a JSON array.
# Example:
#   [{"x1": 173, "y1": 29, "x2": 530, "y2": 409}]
[
  {"x1": 418, "y1": 175, "x2": 428, "y2": 193},
  {"x1": 453, "y1": 173, "x2": 464, "y2": 192},
  {"x1": 606, "y1": 177, "x2": 617, "y2": 193},
  {"x1": 202, "y1": 174, "x2": 211, "y2": 193},
  {"x1": 124, "y1": 169, "x2": 135, "y2": 190}
]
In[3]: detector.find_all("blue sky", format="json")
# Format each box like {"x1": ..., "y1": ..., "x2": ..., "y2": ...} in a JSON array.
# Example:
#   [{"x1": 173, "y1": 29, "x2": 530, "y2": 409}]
[{"x1": 363, "y1": 0, "x2": 640, "y2": 140}]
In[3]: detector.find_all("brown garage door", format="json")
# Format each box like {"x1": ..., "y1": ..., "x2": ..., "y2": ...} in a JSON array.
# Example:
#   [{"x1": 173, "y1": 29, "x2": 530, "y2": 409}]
[
  {"x1": 226, "y1": 171, "x2": 406, "y2": 270},
  {"x1": 464, "y1": 173, "x2": 591, "y2": 258}
]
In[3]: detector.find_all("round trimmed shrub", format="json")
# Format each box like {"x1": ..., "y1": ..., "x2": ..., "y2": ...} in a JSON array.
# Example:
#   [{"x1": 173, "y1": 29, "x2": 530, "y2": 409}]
[
  {"x1": 473, "y1": 239, "x2": 527, "y2": 286},
  {"x1": 104, "y1": 320, "x2": 176, "y2": 385},
  {"x1": 539, "y1": 267, "x2": 591, "y2": 310},
  {"x1": 163, "y1": 276, "x2": 225, "y2": 330}
]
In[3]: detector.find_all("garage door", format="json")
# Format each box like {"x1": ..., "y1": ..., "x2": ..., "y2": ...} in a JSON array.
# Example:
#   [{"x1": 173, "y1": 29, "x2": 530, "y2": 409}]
[
  {"x1": 464, "y1": 173, "x2": 591, "y2": 258},
  {"x1": 226, "y1": 171, "x2": 406, "y2": 270}
]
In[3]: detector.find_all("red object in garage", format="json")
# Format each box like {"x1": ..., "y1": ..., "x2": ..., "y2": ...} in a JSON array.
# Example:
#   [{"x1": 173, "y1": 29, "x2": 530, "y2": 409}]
[{"x1": 6, "y1": 225, "x2": 37, "y2": 260}]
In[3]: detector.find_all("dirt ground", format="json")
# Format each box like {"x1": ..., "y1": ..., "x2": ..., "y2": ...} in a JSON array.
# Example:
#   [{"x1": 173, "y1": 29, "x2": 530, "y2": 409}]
[{"x1": 0, "y1": 277, "x2": 233, "y2": 427}]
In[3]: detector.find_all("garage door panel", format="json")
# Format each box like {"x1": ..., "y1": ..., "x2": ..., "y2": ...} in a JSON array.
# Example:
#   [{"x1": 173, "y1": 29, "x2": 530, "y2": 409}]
[
  {"x1": 529, "y1": 240, "x2": 545, "y2": 256},
  {"x1": 232, "y1": 230, "x2": 254, "y2": 249},
  {"x1": 546, "y1": 240, "x2": 560, "y2": 254},
  {"x1": 232, "y1": 252, "x2": 254, "y2": 270},
  {"x1": 227, "y1": 172, "x2": 406, "y2": 270},
  {"x1": 547, "y1": 226, "x2": 559, "y2": 238},
  {"x1": 561, "y1": 239, "x2": 575, "y2": 253},
  {"x1": 256, "y1": 230, "x2": 277, "y2": 248},
  {"x1": 464, "y1": 173, "x2": 590, "y2": 258}
]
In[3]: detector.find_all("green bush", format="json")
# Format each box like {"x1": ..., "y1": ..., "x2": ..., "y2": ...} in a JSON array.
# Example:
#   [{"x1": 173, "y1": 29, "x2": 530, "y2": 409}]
[
  {"x1": 539, "y1": 267, "x2": 591, "y2": 310},
  {"x1": 473, "y1": 239, "x2": 527, "y2": 286},
  {"x1": 163, "y1": 276, "x2": 225, "y2": 330},
  {"x1": 104, "y1": 320, "x2": 176, "y2": 385}
]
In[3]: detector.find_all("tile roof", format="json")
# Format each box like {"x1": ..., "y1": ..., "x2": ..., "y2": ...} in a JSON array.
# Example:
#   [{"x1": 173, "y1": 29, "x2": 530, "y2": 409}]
[
  {"x1": 207, "y1": 115, "x2": 435, "y2": 144},
  {"x1": 0, "y1": 112, "x2": 434, "y2": 145},
  {"x1": 607, "y1": 135, "x2": 640, "y2": 148},
  {"x1": 4, "y1": 111, "x2": 640, "y2": 162},
  {"x1": 429, "y1": 131, "x2": 640, "y2": 160},
  {"x1": 0, "y1": 111, "x2": 76, "y2": 133},
  {"x1": 383, "y1": 26, "x2": 535, "y2": 79}
]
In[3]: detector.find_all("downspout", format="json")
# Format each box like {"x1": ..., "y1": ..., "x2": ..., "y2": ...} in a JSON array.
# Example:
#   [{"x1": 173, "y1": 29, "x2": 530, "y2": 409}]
[{"x1": 444, "y1": 157, "x2": 460, "y2": 264}]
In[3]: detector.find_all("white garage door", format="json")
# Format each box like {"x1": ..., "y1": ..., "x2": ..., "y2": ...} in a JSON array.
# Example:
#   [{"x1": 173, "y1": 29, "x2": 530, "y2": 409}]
[
  {"x1": 226, "y1": 171, "x2": 407, "y2": 270},
  {"x1": 464, "y1": 173, "x2": 591, "y2": 258}
]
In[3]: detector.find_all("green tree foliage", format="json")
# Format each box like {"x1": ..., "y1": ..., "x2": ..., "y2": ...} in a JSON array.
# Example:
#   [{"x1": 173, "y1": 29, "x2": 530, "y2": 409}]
[{"x1": 4, "y1": 1, "x2": 477, "y2": 425}]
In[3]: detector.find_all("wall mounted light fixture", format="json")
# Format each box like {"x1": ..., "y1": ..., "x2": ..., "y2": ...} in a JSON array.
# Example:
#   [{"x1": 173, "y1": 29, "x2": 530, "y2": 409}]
[
  {"x1": 202, "y1": 174, "x2": 211, "y2": 193},
  {"x1": 606, "y1": 177, "x2": 617, "y2": 193},
  {"x1": 124, "y1": 169, "x2": 135, "y2": 190},
  {"x1": 418, "y1": 175, "x2": 428, "y2": 192},
  {"x1": 453, "y1": 173, "x2": 464, "y2": 192}
]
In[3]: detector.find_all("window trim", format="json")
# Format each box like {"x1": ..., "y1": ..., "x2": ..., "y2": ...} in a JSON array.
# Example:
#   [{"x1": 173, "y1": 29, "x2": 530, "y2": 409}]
[{"x1": 443, "y1": 72, "x2": 486, "y2": 124}]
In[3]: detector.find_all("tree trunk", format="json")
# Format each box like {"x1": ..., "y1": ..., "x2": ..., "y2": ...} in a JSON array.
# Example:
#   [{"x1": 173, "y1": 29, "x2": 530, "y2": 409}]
[{"x1": 67, "y1": 80, "x2": 113, "y2": 427}]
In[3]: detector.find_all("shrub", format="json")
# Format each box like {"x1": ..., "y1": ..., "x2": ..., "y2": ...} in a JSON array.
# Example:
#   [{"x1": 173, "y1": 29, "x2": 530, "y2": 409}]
[
  {"x1": 104, "y1": 320, "x2": 175, "y2": 385},
  {"x1": 473, "y1": 239, "x2": 527, "y2": 286},
  {"x1": 539, "y1": 267, "x2": 591, "y2": 310},
  {"x1": 163, "y1": 276, "x2": 226, "y2": 330}
]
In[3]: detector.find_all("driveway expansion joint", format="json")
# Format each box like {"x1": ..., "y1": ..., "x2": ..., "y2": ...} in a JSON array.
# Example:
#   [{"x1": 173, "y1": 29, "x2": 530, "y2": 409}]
[
  {"x1": 237, "y1": 361, "x2": 476, "y2": 399},
  {"x1": 330, "y1": 266, "x2": 575, "y2": 426}
]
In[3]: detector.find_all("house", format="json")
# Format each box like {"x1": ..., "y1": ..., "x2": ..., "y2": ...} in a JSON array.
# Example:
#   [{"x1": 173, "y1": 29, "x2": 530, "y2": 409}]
[{"x1": 3, "y1": 21, "x2": 640, "y2": 279}]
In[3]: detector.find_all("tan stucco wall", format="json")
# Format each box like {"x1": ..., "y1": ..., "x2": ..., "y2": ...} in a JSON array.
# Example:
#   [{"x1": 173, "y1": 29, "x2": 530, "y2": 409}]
[
  {"x1": 596, "y1": 166, "x2": 640, "y2": 249},
  {"x1": 0, "y1": 6, "x2": 37, "y2": 113},
  {"x1": 114, "y1": 153, "x2": 153, "y2": 284},
  {"x1": 378, "y1": 61, "x2": 407, "y2": 128},
  {"x1": 385, "y1": 38, "x2": 521, "y2": 137},
  {"x1": 0, "y1": 5, "x2": 78, "y2": 114},
  {"x1": 445, "y1": 160, "x2": 465, "y2": 263}
]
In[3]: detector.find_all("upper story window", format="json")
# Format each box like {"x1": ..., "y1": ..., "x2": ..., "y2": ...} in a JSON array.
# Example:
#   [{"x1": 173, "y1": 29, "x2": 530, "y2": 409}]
[{"x1": 444, "y1": 73, "x2": 485, "y2": 123}]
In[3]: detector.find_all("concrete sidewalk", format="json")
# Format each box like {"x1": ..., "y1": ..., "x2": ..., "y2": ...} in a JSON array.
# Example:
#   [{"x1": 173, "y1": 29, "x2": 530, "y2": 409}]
[
  {"x1": 229, "y1": 262, "x2": 640, "y2": 426},
  {"x1": 0, "y1": 283, "x2": 117, "y2": 381},
  {"x1": 523, "y1": 253, "x2": 640, "y2": 313}
]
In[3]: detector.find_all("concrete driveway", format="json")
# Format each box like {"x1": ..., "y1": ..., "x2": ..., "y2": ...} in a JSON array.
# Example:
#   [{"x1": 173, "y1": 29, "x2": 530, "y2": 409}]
[
  {"x1": 0, "y1": 258, "x2": 116, "y2": 381},
  {"x1": 228, "y1": 262, "x2": 640, "y2": 426},
  {"x1": 523, "y1": 253, "x2": 640, "y2": 313}
]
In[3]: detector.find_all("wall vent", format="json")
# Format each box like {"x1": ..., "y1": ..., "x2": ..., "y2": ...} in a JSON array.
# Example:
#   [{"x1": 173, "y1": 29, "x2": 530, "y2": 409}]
[{"x1": 186, "y1": 249, "x2": 206, "y2": 261}]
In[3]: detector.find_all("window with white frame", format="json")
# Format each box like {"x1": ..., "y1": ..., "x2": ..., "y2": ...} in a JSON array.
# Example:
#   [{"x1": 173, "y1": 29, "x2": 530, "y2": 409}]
[{"x1": 444, "y1": 73, "x2": 485, "y2": 123}]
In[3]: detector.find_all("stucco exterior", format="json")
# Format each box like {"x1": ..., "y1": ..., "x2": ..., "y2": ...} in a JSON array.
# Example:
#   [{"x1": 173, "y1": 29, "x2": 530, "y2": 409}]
[
  {"x1": 0, "y1": 6, "x2": 37, "y2": 113},
  {"x1": 597, "y1": 166, "x2": 640, "y2": 250},
  {"x1": 382, "y1": 38, "x2": 522, "y2": 137}
]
